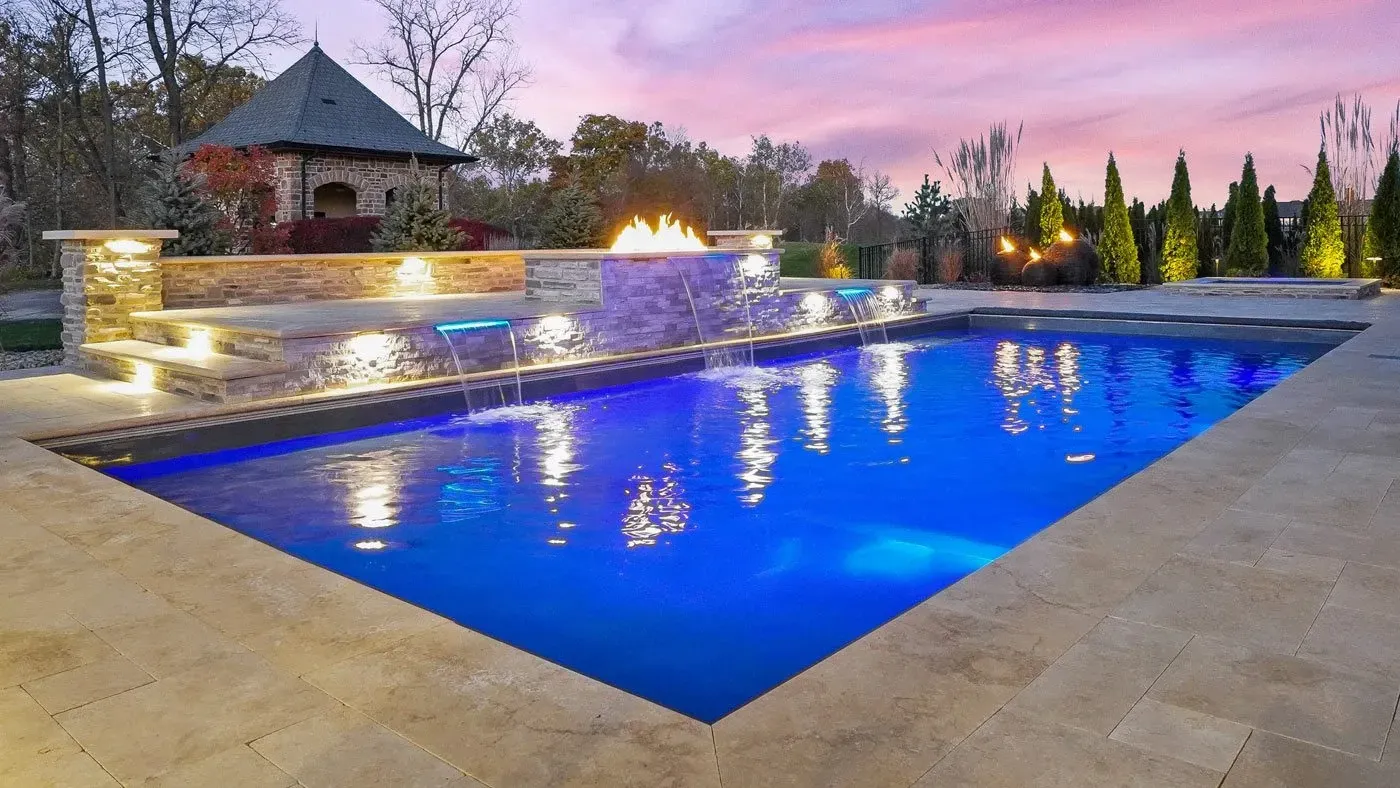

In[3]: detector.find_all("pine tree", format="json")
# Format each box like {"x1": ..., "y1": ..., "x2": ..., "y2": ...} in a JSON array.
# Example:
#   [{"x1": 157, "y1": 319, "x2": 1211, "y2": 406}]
[
  {"x1": 1300, "y1": 148, "x2": 1346, "y2": 278},
  {"x1": 1225, "y1": 155, "x2": 1268, "y2": 275},
  {"x1": 1037, "y1": 164, "x2": 1062, "y2": 246},
  {"x1": 541, "y1": 183, "x2": 603, "y2": 249},
  {"x1": 1022, "y1": 186, "x2": 1041, "y2": 241},
  {"x1": 371, "y1": 179, "x2": 464, "y2": 252},
  {"x1": 1098, "y1": 153, "x2": 1139, "y2": 283},
  {"x1": 900, "y1": 175, "x2": 951, "y2": 236},
  {"x1": 1262, "y1": 185, "x2": 1285, "y2": 273},
  {"x1": 141, "y1": 153, "x2": 223, "y2": 256},
  {"x1": 1222, "y1": 181, "x2": 1239, "y2": 250},
  {"x1": 1363, "y1": 149, "x2": 1400, "y2": 280}
]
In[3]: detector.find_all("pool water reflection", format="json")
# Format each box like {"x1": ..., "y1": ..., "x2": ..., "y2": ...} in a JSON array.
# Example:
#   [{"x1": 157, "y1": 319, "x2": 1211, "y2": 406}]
[{"x1": 108, "y1": 328, "x2": 1327, "y2": 721}]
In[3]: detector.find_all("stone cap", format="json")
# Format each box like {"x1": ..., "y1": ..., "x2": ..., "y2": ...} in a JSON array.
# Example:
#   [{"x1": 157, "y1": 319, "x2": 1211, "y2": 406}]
[
  {"x1": 43, "y1": 229, "x2": 179, "y2": 240},
  {"x1": 707, "y1": 230, "x2": 784, "y2": 238}
]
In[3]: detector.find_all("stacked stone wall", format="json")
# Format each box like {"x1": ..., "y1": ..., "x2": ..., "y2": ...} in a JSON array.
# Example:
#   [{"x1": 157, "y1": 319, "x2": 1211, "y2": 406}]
[{"x1": 161, "y1": 253, "x2": 525, "y2": 308}]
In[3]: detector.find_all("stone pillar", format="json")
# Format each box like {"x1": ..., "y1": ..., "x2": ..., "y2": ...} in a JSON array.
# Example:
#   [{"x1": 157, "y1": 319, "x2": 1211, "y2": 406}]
[{"x1": 43, "y1": 230, "x2": 177, "y2": 364}]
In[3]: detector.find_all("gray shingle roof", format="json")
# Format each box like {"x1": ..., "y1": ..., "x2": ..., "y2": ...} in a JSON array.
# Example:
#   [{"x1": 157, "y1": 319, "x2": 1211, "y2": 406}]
[{"x1": 179, "y1": 45, "x2": 476, "y2": 164}]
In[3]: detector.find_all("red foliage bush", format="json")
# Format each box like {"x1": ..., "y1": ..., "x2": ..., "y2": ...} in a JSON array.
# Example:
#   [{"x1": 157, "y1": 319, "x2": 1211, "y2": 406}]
[
  {"x1": 283, "y1": 216, "x2": 509, "y2": 254},
  {"x1": 187, "y1": 144, "x2": 281, "y2": 254}
]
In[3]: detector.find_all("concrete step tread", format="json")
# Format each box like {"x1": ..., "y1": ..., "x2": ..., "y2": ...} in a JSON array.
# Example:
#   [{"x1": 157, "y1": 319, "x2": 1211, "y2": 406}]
[{"x1": 80, "y1": 340, "x2": 289, "y2": 380}]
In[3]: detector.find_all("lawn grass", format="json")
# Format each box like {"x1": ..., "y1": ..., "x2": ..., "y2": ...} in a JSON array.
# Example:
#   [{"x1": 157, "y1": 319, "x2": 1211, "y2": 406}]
[
  {"x1": 0, "y1": 319, "x2": 62, "y2": 351},
  {"x1": 778, "y1": 242, "x2": 860, "y2": 278}
]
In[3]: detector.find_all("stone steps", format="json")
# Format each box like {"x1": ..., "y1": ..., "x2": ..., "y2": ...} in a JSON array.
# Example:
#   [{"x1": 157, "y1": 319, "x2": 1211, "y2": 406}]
[{"x1": 80, "y1": 340, "x2": 290, "y2": 402}]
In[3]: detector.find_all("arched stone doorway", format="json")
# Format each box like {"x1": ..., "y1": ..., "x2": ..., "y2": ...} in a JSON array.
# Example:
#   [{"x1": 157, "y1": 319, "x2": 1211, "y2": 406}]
[{"x1": 313, "y1": 182, "x2": 358, "y2": 218}]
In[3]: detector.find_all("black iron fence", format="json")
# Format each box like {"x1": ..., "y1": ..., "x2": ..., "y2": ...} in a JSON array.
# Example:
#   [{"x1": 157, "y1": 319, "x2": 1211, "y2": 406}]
[
  {"x1": 859, "y1": 215, "x2": 1372, "y2": 284},
  {"x1": 857, "y1": 227, "x2": 1010, "y2": 283}
]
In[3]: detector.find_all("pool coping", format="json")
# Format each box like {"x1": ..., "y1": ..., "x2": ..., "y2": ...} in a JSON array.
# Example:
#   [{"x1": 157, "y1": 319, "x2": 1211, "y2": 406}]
[{"x1": 6, "y1": 296, "x2": 1400, "y2": 786}]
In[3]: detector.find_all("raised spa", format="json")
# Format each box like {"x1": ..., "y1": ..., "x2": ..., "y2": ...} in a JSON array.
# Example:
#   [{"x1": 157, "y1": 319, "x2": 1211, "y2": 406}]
[{"x1": 98, "y1": 326, "x2": 1332, "y2": 722}]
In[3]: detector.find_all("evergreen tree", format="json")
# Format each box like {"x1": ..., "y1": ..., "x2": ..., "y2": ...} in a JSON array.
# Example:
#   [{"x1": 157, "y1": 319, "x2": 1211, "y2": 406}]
[
  {"x1": 1098, "y1": 153, "x2": 1139, "y2": 283},
  {"x1": 1059, "y1": 190, "x2": 1078, "y2": 234},
  {"x1": 1221, "y1": 181, "x2": 1239, "y2": 250},
  {"x1": 1225, "y1": 155, "x2": 1268, "y2": 275},
  {"x1": 371, "y1": 179, "x2": 464, "y2": 252},
  {"x1": 1023, "y1": 186, "x2": 1041, "y2": 241},
  {"x1": 1363, "y1": 149, "x2": 1400, "y2": 280},
  {"x1": 1300, "y1": 148, "x2": 1346, "y2": 278},
  {"x1": 541, "y1": 182, "x2": 604, "y2": 249},
  {"x1": 1262, "y1": 185, "x2": 1285, "y2": 273},
  {"x1": 141, "y1": 153, "x2": 223, "y2": 256},
  {"x1": 899, "y1": 175, "x2": 951, "y2": 236},
  {"x1": 1036, "y1": 163, "x2": 1062, "y2": 246}
]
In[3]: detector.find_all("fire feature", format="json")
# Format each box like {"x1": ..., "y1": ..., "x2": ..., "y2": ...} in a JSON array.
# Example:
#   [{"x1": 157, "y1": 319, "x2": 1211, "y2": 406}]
[{"x1": 611, "y1": 214, "x2": 706, "y2": 253}]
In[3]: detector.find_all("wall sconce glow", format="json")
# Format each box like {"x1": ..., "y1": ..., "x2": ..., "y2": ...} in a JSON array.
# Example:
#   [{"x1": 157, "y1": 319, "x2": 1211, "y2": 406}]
[
  {"x1": 186, "y1": 329, "x2": 212, "y2": 360},
  {"x1": 435, "y1": 319, "x2": 509, "y2": 334},
  {"x1": 801, "y1": 292, "x2": 829, "y2": 311},
  {"x1": 397, "y1": 256, "x2": 433, "y2": 285},
  {"x1": 348, "y1": 332, "x2": 392, "y2": 362},
  {"x1": 751, "y1": 234, "x2": 774, "y2": 249},
  {"x1": 354, "y1": 539, "x2": 387, "y2": 551},
  {"x1": 128, "y1": 361, "x2": 155, "y2": 391},
  {"x1": 103, "y1": 238, "x2": 153, "y2": 255},
  {"x1": 741, "y1": 253, "x2": 768, "y2": 277},
  {"x1": 1066, "y1": 453, "x2": 1096, "y2": 464},
  {"x1": 539, "y1": 315, "x2": 572, "y2": 333},
  {"x1": 879, "y1": 286, "x2": 901, "y2": 301}
]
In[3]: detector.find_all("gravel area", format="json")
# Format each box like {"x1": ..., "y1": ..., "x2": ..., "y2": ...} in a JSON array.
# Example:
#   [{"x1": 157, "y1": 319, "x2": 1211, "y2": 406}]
[{"x1": 0, "y1": 349, "x2": 63, "y2": 371}]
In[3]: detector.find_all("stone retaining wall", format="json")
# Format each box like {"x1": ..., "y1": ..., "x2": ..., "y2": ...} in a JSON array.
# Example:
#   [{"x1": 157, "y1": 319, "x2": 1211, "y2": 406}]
[{"x1": 161, "y1": 251, "x2": 526, "y2": 308}]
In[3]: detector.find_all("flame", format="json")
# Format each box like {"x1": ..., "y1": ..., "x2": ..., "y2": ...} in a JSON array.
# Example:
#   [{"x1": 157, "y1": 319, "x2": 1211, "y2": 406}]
[
  {"x1": 999, "y1": 236, "x2": 1017, "y2": 254},
  {"x1": 1028, "y1": 248, "x2": 1042, "y2": 262},
  {"x1": 610, "y1": 214, "x2": 706, "y2": 253},
  {"x1": 1058, "y1": 229, "x2": 1074, "y2": 243}
]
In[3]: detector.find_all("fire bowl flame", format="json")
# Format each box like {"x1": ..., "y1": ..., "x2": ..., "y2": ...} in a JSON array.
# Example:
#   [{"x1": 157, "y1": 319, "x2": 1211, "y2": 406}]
[{"x1": 611, "y1": 214, "x2": 706, "y2": 253}]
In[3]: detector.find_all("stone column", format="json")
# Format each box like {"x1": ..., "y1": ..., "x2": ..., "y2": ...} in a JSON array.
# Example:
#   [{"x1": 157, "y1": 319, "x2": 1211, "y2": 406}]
[{"x1": 42, "y1": 230, "x2": 177, "y2": 365}]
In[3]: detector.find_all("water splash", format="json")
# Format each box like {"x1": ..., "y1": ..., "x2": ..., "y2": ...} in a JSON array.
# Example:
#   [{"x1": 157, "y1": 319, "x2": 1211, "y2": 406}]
[{"x1": 436, "y1": 319, "x2": 523, "y2": 412}]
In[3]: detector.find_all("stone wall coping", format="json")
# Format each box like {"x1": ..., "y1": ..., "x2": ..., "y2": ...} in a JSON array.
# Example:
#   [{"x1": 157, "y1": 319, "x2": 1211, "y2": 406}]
[
  {"x1": 160, "y1": 249, "x2": 525, "y2": 265},
  {"x1": 44, "y1": 229, "x2": 180, "y2": 240},
  {"x1": 706, "y1": 230, "x2": 785, "y2": 237},
  {"x1": 520, "y1": 248, "x2": 784, "y2": 261}
]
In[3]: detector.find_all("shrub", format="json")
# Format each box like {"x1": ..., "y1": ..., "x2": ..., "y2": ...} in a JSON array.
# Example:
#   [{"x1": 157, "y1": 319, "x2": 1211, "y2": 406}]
[
  {"x1": 1363, "y1": 149, "x2": 1400, "y2": 281},
  {"x1": 285, "y1": 217, "x2": 383, "y2": 254},
  {"x1": 1037, "y1": 164, "x2": 1062, "y2": 246},
  {"x1": 818, "y1": 238, "x2": 852, "y2": 278},
  {"x1": 936, "y1": 245, "x2": 965, "y2": 283},
  {"x1": 141, "y1": 152, "x2": 222, "y2": 256},
  {"x1": 1161, "y1": 150, "x2": 1198, "y2": 282},
  {"x1": 1263, "y1": 185, "x2": 1285, "y2": 273},
  {"x1": 541, "y1": 183, "x2": 603, "y2": 249},
  {"x1": 372, "y1": 180, "x2": 464, "y2": 252},
  {"x1": 1098, "y1": 153, "x2": 1139, "y2": 283},
  {"x1": 186, "y1": 144, "x2": 281, "y2": 255},
  {"x1": 1300, "y1": 148, "x2": 1346, "y2": 278},
  {"x1": 885, "y1": 248, "x2": 919, "y2": 280},
  {"x1": 1225, "y1": 154, "x2": 1268, "y2": 276}
]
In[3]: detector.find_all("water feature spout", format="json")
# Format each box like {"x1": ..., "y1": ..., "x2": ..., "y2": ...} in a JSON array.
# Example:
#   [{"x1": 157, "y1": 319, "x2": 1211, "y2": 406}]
[
  {"x1": 436, "y1": 319, "x2": 523, "y2": 411},
  {"x1": 671, "y1": 257, "x2": 757, "y2": 370},
  {"x1": 836, "y1": 288, "x2": 889, "y2": 346}
]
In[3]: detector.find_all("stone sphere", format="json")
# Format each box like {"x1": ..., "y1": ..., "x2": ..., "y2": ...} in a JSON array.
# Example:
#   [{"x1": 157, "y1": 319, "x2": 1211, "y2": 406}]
[
  {"x1": 1020, "y1": 259, "x2": 1056, "y2": 287},
  {"x1": 1042, "y1": 240, "x2": 1100, "y2": 286},
  {"x1": 992, "y1": 250, "x2": 1029, "y2": 284}
]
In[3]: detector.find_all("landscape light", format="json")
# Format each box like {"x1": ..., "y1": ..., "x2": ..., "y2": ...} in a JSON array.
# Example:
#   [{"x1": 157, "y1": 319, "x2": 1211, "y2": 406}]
[
  {"x1": 104, "y1": 239, "x2": 153, "y2": 255},
  {"x1": 751, "y1": 234, "x2": 774, "y2": 249},
  {"x1": 1058, "y1": 229, "x2": 1074, "y2": 243}
]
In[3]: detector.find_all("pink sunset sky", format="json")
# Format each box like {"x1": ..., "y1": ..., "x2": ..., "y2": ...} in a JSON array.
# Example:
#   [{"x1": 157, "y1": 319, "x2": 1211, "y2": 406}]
[{"x1": 290, "y1": 0, "x2": 1399, "y2": 207}]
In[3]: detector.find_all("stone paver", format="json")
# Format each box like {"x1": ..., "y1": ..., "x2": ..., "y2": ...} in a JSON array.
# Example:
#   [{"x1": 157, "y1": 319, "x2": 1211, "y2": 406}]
[{"x1": 5, "y1": 287, "x2": 1400, "y2": 785}]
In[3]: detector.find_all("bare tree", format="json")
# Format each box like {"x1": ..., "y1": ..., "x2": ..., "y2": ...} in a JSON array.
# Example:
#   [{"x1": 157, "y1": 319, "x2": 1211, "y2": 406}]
[
  {"x1": 841, "y1": 161, "x2": 868, "y2": 240},
  {"x1": 864, "y1": 169, "x2": 898, "y2": 241},
  {"x1": 1320, "y1": 93, "x2": 1376, "y2": 216},
  {"x1": 136, "y1": 0, "x2": 302, "y2": 146},
  {"x1": 935, "y1": 120, "x2": 1023, "y2": 232},
  {"x1": 354, "y1": 0, "x2": 529, "y2": 148}
]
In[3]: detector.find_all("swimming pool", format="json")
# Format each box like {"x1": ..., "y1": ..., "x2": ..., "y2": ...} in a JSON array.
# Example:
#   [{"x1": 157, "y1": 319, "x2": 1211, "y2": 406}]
[{"x1": 104, "y1": 327, "x2": 1329, "y2": 722}]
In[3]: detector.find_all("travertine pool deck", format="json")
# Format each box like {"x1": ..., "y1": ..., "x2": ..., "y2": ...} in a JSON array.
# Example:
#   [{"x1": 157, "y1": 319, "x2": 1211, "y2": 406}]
[{"x1": 4, "y1": 287, "x2": 1400, "y2": 786}]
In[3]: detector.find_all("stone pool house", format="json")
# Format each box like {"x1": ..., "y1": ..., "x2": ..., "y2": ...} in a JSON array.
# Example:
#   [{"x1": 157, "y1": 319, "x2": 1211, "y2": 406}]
[{"x1": 179, "y1": 44, "x2": 477, "y2": 222}]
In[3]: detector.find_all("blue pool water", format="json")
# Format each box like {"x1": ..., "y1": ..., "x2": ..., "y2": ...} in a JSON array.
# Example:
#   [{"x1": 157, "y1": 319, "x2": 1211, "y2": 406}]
[{"x1": 107, "y1": 328, "x2": 1328, "y2": 721}]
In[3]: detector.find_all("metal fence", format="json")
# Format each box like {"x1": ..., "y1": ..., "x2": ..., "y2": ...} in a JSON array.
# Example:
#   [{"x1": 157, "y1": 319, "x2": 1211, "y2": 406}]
[
  {"x1": 859, "y1": 215, "x2": 1371, "y2": 284},
  {"x1": 856, "y1": 227, "x2": 1011, "y2": 283}
]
